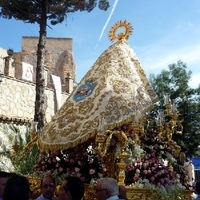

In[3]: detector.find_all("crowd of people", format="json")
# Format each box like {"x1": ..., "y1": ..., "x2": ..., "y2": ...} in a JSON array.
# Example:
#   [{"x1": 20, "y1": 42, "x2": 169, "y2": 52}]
[
  {"x1": 2, "y1": 170, "x2": 200, "y2": 200},
  {"x1": 193, "y1": 180, "x2": 200, "y2": 200},
  {"x1": 0, "y1": 171, "x2": 128, "y2": 200}
]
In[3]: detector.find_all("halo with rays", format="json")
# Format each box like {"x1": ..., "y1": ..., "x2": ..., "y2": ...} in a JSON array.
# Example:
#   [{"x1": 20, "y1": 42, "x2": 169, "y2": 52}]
[{"x1": 108, "y1": 20, "x2": 133, "y2": 43}]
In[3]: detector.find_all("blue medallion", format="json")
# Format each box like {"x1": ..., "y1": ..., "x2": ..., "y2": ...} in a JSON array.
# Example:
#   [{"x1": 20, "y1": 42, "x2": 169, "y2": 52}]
[{"x1": 73, "y1": 80, "x2": 96, "y2": 102}]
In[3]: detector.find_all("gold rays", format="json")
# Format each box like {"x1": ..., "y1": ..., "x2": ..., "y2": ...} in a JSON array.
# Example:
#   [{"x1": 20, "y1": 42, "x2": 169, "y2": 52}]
[{"x1": 108, "y1": 20, "x2": 133, "y2": 43}]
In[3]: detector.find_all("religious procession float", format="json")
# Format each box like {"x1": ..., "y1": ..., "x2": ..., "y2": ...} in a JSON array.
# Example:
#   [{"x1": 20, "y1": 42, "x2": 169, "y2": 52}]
[{"x1": 11, "y1": 20, "x2": 193, "y2": 200}]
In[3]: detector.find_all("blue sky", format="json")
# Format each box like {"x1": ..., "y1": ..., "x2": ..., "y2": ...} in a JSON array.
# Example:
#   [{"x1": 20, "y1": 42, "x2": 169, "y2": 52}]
[{"x1": 1, "y1": 0, "x2": 200, "y2": 88}]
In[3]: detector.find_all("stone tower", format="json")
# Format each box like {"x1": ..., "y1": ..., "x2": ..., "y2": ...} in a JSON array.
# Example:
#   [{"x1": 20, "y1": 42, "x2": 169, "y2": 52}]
[{"x1": 14, "y1": 36, "x2": 76, "y2": 91}]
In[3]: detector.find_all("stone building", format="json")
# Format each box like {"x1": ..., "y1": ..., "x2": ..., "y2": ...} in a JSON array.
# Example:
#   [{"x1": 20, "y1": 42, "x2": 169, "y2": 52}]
[{"x1": 0, "y1": 37, "x2": 76, "y2": 167}]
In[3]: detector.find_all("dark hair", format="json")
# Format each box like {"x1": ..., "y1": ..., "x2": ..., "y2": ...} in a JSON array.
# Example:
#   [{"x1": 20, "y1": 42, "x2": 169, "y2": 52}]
[
  {"x1": 40, "y1": 175, "x2": 56, "y2": 188},
  {"x1": 0, "y1": 172, "x2": 15, "y2": 178},
  {"x1": 196, "y1": 181, "x2": 200, "y2": 194},
  {"x1": 64, "y1": 177, "x2": 84, "y2": 200},
  {"x1": 3, "y1": 174, "x2": 30, "y2": 200}
]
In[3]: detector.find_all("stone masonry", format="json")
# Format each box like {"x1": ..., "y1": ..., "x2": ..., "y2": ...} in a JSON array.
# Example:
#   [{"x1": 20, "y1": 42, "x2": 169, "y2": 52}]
[
  {"x1": 0, "y1": 37, "x2": 76, "y2": 124},
  {"x1": 0, "y1": 75, "x2": 68, "y2": 122},
  {"x1": 0, "y1": 38, "x2": 76, "y2": 171},
  {"x1": 14, "y1": 37, "x2": 76, "y2": 85}
]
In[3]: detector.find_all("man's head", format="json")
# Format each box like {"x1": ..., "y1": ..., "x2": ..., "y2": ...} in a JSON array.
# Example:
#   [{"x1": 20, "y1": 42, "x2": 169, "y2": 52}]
[
  {"x1": 96, "y1": 177, "x2": 119, "y2": 200},
  {"x1": 118, "y1": 185, "x2": 127, "y2": 200},
  {"x1": 58, "y1": 177, "x2": 84, "y2": 200},
  {"x1": 40, "y1": 175, "x2": 56, "y2": 199},
  {"x1": 3, "y1": 174, "x2": 30, "y2": 200},
  {"x1": 0, "y1": 172, "x2": 15, "y2": 198}
]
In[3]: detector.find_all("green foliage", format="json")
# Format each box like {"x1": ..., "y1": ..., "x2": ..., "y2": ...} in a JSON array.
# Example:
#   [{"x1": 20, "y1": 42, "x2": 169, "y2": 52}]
[
  {"x1": 0, "y1": 0, "x2": 110, "y2": 25},
  {"x1": 0, "y1": 124, "x2": 40, "y2": 175},
  {"x1": 15, "y1": 143, "x2": 40, "y2": 175},
  {"x1": 149, "y1": 60, "x2": 200, "y2": 156}
]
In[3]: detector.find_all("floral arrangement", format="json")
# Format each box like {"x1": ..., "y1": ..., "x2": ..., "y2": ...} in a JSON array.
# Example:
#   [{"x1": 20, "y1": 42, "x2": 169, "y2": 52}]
[
  {"x1": 125, "y1": 129, "x2": 176, "y2": 186},
  {"x1": 125, "y1": 128, "x2": 191, "y2": 199},
  {"x1": 108, "y1": 124, "x2": 190, "y2": 199},
  {"x1": 33, "y1": 139, "x2": 107, "y2": 184},
  {"x1": 32, "y1": 122, "x2": 191, "y2": 200}
]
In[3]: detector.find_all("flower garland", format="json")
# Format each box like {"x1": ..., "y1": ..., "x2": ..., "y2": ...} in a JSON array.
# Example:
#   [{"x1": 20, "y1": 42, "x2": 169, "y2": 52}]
[{"x1": 33, "y1": 139, "x2": 107, "y2": 183}]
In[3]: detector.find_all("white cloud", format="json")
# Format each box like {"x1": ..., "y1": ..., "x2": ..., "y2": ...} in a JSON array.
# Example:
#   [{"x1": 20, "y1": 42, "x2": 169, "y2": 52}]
[
  {"x1": 136, "y1": 40, "x2": 200, "y2": 88},
  {"x1": 140, "y1": 42, "x2": 200, "y2": 75},
  {"x1": 189, "y1": 73, "x2": 200, "y2": 88}
]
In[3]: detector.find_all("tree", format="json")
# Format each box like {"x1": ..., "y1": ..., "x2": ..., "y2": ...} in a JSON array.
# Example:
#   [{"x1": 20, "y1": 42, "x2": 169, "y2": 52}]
[
  {"x1": 149, "y1": 60, "x2": 200, "y2": 157},
  {"x1": 0, "y1": 0, "x2": 110, "y2": 132}
]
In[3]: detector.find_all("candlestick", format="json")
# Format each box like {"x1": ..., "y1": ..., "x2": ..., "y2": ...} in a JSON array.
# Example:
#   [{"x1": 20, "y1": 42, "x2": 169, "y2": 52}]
[{"x1": 164, "y1": 93, "x2": 170, "y2": 104}]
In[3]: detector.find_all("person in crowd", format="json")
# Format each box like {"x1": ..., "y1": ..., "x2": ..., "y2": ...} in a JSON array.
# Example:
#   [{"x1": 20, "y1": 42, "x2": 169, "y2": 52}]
[
  {"x1": 194, "y1": 181, "x2": 200, "y2": 200},
  {"x1": 0, "y1": 171, "x2": 15, "y2": 200},
  {"x1": 58, "y1": 176, "x2": 84, "y2": 200},
  {"x1": 36, "y1": 175, "x2": 57, "y2": 200},
  {"x1": 3, "y1": 174, "x2": 30, "y2": 200},
  {"x1": 118, "y1": 185, "x2": 128, "y2": 200},
  {"x1": 96, "y1": 177, "x2": 119, "y2": 200},
  {"x1": 192, "y1": 178, "x2": 196, "y2": 189}
]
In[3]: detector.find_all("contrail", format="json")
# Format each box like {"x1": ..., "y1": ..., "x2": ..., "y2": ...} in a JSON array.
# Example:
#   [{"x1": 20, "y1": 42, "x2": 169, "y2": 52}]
[{"x1": 95, "y1": 0, "x2": 119, "y2": 49}]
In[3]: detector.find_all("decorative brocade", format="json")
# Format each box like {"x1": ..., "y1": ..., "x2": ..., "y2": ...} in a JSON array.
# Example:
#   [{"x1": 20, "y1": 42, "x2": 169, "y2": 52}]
[{"x1": 38, "y1": 40, "x2": 158, "y2": 151}]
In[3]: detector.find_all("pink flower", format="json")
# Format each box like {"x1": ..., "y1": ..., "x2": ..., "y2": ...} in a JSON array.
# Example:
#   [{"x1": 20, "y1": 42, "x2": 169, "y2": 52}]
[
  {"x1": 98, "y1": 173, "x2": 104, "y2": 178},
  {"x1": 150, "y1": 176, "x2": 155, "y2": 182},
  {"x1": 80, "y1": 177, "x2": 85, "y2": 182},
  {"x1": 75, "y1": 167, "x2": 80, "y2": 172},
  {"x1": 56, "y1": 163, "x2": 60, "y2": 168},
  {"x1": 77, "y1": 160, "x2": 82, "y2": 165},
  {"x1": 133, "y1": 175, "x2": 139, "y2": 181},
  {"x1": 37, "y1": 157, "x2": 42, "y2": 163},
  {"x1": 127, "y1": 166, "x2": 133, "y2": 171},
  {"x1": 157, "y1": 182, "x2": 161, "y2": 187},
  {"x1": 70, "y1": 159, "x2": 75, "y2": 164},
  {"x1": 88, "y1": 159, "x2": 94, "y2": 164},
  {"x1": 89, "y1": 169, "x2": 96, "y2": 175},
  {"x1": 58, "y1": 167, "x2": 64, "y2": 172},
  {"x1": 160, "y1": 178, "x2": 164, "y2": 184},
  {"x1": 143, "y1": 170, "x2": 148, "y2": 175}
]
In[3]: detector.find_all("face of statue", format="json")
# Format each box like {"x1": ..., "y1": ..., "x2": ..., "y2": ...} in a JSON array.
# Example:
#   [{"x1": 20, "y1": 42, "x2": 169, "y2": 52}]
[{"x1": 41, "y1": 176, "x2": 55, "y2": 199}]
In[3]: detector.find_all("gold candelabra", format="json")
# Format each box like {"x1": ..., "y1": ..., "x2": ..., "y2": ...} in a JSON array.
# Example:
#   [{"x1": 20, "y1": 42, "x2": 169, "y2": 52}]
[
  {"x1": 95, "y1": 130, "x2": 128, "y2": 184},
  {"x1": 156, "y1": 94, "x2": 183, "y2": 143},
  {"x1": 95, "y1": 94, "x2": 184, "y2": 184}
]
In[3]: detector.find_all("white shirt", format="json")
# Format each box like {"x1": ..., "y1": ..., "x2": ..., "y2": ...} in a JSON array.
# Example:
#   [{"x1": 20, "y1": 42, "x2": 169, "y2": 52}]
[{"x1": 106, "y1": 195, "x2": 119, "y2": 200}]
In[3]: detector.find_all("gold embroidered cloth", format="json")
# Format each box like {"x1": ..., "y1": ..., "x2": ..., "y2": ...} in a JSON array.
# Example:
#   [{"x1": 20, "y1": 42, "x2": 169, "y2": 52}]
[{"x1": 38, "y1": 40, "x2": 158, "y2": 150}]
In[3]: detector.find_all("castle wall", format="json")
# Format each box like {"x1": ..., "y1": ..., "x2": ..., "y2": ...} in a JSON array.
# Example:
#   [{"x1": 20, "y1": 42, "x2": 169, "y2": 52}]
[
  {"x1": 16, "y1": 37, "x2": 76, "y2": 84},
  {"x1": 0, "y1": 38, "x2": 75, "y2": 163},
  {"x1": 0, "y1": 75, "x2": 69, "y2": 123}
]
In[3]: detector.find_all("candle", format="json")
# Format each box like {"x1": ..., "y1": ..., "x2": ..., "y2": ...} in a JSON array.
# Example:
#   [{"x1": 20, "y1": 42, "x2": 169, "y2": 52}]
[
  {"x1": 13, "y1": 134, "x2": 18, "y2": 145},
  {"x1": 172, "y1": 102, "x2": 177, "y2": 113},
  {"x1": 164, "y1": 94, "x2": 170, "y2": 104},
  {"x1": 31, "y1": 121, "x2": 38, "y2": 133}
]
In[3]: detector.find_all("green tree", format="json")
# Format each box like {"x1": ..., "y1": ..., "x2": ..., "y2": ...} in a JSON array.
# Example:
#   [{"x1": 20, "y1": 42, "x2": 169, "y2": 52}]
[
  {"x1": 0, "y1": 0, "x2": 110, "y2": 132},
  {"x1": 149, "y1": 60, "x2": 200, "y2": 157}
]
